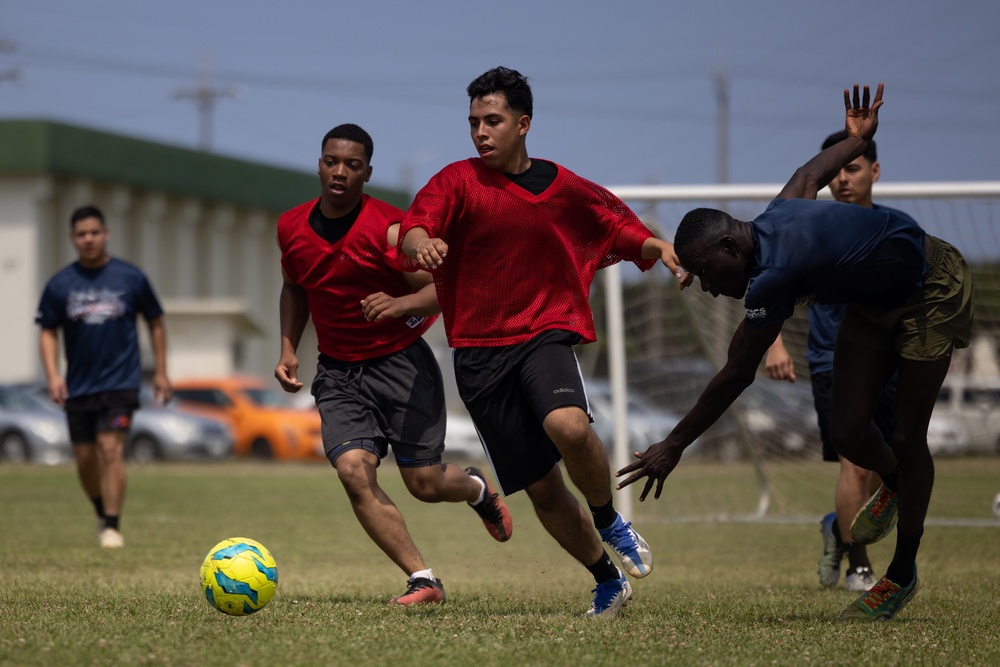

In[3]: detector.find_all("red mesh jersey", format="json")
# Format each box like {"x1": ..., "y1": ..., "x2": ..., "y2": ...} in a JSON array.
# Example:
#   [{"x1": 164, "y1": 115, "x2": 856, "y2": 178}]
[
  {"x1": 278, "y1": 196, "x2": 436, "y2": 362},
  {"x1": 397, "y1": 159, "x2": 655, "y2": 347}
]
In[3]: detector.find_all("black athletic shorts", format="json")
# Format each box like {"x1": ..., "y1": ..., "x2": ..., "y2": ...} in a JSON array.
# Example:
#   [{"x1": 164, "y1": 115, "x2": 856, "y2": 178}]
[
  {"x1": 810, "y1": 371, "x2": 896, "y2": 462},
  {"x1": 311, "y1": 337, "x2": 446, "y2": 469},
  {"x1": 453, "y1": 329, "x2": 592, "y2": 495},
  {"x1": 65, "y1": 390, "x2": 140, "y2": 445}
]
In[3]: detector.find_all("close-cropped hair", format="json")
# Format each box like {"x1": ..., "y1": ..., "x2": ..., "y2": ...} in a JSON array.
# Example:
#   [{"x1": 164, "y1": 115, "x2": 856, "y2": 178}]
[
  {"x1": 674, "y1": 208, "x2": 734, "y2": 259},
  {"x1": 467, "y1": 66, "x2": 533, "y2": 119},
  {"x1": 822, "y1": 130, "x2": 877, "y2": 163},
  {"x1": 322, "y1": 123, "x2": 374, "y2": 162},
  {"x1": 70, "y1": 205, "x2": 105, "y2": 229}
]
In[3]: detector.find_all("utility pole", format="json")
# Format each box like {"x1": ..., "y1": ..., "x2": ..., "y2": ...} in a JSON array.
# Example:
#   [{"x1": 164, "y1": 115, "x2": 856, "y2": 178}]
[
  {"x1": 714, "y1": 68, "x2": 730, "y2": 184},
  {"x1": 173, "y1": 54, "x2": 239, "y2": 151},
  {"x1": 0, "y1": 36, "x2": 25, "y2": 85}
]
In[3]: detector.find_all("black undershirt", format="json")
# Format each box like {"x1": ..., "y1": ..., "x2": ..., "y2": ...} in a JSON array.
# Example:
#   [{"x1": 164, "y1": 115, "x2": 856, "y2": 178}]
[
  {"x1": 502, "y1": 159, "x2": 558, "y2": 196},
  {"x1": 309, "y1": 199, "x2": 363, "y2": 244}
]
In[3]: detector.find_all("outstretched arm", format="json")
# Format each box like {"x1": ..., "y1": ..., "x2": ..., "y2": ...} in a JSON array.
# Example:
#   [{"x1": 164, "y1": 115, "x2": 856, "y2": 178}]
[
  {"x1": 778, "y1": 84, "x2": 884, "y2": 201},
  {"x1": 616, "y1": 318, "x2": 783, "y2": 500}
]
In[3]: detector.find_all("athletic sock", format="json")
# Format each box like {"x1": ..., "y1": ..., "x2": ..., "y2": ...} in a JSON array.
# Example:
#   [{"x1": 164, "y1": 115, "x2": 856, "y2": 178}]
[
  {"x1": 91, "y1": 497, "x2": 105, "y2": 519},
  {"x1": 469, "y1": 475, "x2": 487, "y2": 505},
  {"x1": 881, "y1": 466, "x2": 900, "y2": 493},
  {"x1": 589, "y1": 498, "x2": 618, "y2": 531},
  {"x1": 409, "y1": 568, "x2": 434, "y2": 582},
  {"x1": 885, "y1": 530, "x2": 922, "y2": 587},
  {"x1": 587, "y1": 551, "x2": 620, "y2": 584},
  {"x1": 104, "y1": 515, "x2": 120, "y2": 531},
  {"x1": 847, "y1": 541, "x2": 872, "y2": 571}
]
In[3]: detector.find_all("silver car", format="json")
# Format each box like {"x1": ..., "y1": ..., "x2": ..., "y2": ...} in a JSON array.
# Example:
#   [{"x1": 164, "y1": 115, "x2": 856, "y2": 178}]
[
  {"x1": 14, "y1": 383, "x2": 234, "y2": 463},
  {"x1": 0, "y1": 384, "x2": 72, "y2": 464},
  {"x1": 126, "y1": 387, "x2": 234, "y2": 463}
]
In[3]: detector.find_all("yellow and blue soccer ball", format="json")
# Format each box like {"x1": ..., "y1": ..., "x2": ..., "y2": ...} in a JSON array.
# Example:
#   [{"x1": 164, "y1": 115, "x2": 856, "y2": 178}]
[{"x1": 200, "y1": 537, "x2": 278, "y2": 615}]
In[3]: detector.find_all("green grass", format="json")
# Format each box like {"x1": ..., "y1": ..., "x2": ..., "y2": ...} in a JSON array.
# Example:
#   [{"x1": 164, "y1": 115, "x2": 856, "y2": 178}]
[{"x1": 1, "y1": 459, "x2": 999, "y2": 666}]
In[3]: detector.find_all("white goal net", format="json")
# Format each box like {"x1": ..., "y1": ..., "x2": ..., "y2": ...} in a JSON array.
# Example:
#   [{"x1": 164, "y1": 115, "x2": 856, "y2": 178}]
[{"x1": 591, "y1": 182, "x2": 1000, "y2": 523}]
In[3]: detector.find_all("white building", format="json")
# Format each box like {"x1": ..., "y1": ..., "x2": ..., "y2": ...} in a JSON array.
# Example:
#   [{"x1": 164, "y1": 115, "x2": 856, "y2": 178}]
[{"x1": 0, "y1": 119, "x2": 409, "y2": 387}]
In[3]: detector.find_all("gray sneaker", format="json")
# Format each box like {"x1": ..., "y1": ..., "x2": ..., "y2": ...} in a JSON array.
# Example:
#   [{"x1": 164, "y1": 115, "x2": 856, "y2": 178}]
[{"x1": 818, "y1": 512, "x2": 844, "y2": 588}]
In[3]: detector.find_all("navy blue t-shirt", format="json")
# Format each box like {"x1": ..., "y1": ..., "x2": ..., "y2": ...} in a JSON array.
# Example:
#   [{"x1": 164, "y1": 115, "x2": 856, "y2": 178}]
[
  {"x1": 36, "y1": 257, "x2": 164, "y2": 398},
  {"x1": 744, "y1": 198, "x2": 926, "y2": 331},
  {"x1": 805, "y1": 203, "x2": 916, "y2": 374}
]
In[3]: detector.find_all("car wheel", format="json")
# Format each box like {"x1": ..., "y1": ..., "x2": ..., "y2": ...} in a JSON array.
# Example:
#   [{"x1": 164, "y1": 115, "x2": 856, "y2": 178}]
[
  {"x1": 250, "y1": 438, "x2": 274, "y2": 459},
  {"x1": 0, "y1": 431, "x2": 30, "y2": 463},
  {"x1": 129, "y1": 435, "x2": 160, "y2": 464}
]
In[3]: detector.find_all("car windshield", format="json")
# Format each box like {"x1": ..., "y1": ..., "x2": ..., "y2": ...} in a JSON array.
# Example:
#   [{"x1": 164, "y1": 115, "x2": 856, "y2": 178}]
[{"x1": 240, "y1": 387, "x2": 293, "y2": 408}]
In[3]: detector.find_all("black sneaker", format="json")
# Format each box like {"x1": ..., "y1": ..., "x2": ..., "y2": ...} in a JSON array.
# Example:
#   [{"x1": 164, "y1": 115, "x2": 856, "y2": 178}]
[
  {"x1": 465, "y1": 466, "x2": 513, "y2": 542},
  {"x1": 389, "y1": 577, "x2": 446, "y2": 605}
]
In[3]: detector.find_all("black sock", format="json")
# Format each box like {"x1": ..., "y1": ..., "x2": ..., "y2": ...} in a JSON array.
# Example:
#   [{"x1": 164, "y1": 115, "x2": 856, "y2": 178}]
[
  {"x1": 587, "y1": 551, "x2": 619, "y2": 584},
  {"x1": 104, "y1": 515, "x2": 120, "y2": 531},
  {"x1": 885, "y1": 531, "x2": 922, "y2": 586},
  {"x1": 589, "y1": 498, "x2": 618, "y2": 531},
  {"x1": 881, "y1": 466, "x2": 900, "y2": 493},
  {"x1": 847, "y1": 542, "x2": 872, "y2": 571},
  {"x1": 91, "y1": 497, "x2": 105, "y2": 519}
]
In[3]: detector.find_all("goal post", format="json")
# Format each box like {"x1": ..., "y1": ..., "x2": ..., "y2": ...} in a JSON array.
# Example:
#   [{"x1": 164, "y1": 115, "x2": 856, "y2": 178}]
[{"x1": 599, "y1": 181, "x2": 1000, "y2": 523}]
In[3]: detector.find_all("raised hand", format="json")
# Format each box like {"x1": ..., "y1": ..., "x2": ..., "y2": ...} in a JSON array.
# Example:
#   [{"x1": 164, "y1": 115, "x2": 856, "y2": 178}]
[{"x1": 844, "y1": 83, "x2": 884, "y2": 144}]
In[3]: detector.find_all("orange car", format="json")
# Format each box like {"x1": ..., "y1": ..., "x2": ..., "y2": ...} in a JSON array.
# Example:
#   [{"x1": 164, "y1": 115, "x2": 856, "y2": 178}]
[{"x1": 172, "y1": 376, "x2": 323, "y2": 461}]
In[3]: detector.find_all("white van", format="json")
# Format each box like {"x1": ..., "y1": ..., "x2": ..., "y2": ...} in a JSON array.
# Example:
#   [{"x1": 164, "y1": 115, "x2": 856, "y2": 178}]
[{"x1": 930, "y1": 376, "x2": 1000, "y2": 456}]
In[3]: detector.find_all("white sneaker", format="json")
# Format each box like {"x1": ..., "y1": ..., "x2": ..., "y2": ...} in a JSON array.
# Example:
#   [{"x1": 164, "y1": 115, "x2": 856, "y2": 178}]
[
  {"x1": 844, "y1": 566, "x2": 876, "y2": 592},
  {"x1": 99, "y1": 528, "x2": 124, "y2": 548},
  {"x1": 586, "y1": 568, "x2": 632, "y2": 618}
]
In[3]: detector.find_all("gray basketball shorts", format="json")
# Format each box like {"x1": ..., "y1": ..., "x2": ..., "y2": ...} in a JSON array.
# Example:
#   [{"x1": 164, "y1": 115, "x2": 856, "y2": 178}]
[{"x1": 310, "y1": 337, "x2": 446, "y2": 469}]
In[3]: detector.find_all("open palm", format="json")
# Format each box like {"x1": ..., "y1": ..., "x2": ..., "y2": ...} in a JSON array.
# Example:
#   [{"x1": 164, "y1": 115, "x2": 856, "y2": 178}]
[{"x1": 844, "y1": 83, "x2": 884, "y2": 143}]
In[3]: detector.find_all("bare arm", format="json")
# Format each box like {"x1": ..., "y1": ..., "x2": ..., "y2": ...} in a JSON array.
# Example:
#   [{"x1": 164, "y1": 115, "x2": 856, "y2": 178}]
[
  {"x1": 764, "y1": 332, "x2": 796, "y2": 382},
  {"x1": 400, "y1": 226, "x2": 448, "y2": 270},
  {"x1": 616, "y1": 318, "x2": 784, "y2": 500},
  {"x1": 147, "y1": 317, "x2": 172, "y2": 403},
  {"x1": 361, "y1": 269, "x2": 441, "y2": 322},
  {"x1": 275, "y1": 273, "x2": 311, "y2": 392},
  {"x1": 640, "y1": 237, "x2": 690, "y2": 285},
  {"x1": 777, "y1": 84, "x2": 884, "y2": 201},
  {"x1": 39, "y1": 328, "x2": 67, "y2": 405}
]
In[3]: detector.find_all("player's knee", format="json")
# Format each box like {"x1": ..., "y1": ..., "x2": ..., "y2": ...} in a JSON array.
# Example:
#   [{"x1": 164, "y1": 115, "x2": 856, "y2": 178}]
[
  {"x1": 403, "y1": 469, "x2": 446, "y2": 503},
  {"x1": 828, "y1": 422, "x2": 862, "y2": 460}
]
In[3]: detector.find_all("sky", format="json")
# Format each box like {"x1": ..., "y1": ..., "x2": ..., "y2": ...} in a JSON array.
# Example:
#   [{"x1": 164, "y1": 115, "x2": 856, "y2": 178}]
[{"x1": 1, "y1": 0, "x2": 998, "y2": 196}]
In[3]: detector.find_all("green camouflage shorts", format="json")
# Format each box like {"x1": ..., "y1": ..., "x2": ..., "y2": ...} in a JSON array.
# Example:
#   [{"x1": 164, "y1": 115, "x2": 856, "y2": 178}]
[{"x1": 840, "y1": 236, "x2": 974, "y2": 361}]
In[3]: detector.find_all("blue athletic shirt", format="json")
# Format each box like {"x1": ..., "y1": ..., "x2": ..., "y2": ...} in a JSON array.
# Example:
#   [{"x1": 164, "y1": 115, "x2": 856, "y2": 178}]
[
  {"x1": 805, "y1": 203, "x2": 915, "y2": 374},
  {"x1": 744, "y1": 198, "x2": 926, "y2": 332},
  {"x1": 36, "y1": 257, "x2": 164, "y2": 398}
]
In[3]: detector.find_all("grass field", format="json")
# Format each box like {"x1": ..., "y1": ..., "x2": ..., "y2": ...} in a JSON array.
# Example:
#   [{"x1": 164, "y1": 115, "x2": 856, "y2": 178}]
[{"x1": 2, "y1": 459, "x2": 999, "y2": 666}]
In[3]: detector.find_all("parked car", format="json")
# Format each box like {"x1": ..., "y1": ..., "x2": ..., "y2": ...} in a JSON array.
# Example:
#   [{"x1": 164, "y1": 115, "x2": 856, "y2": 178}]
[
  {"x1": 172, "y1": 376, "x2": 324, "y2": 461},
  {"x1": 0, "y1": 383, "x2": 72, "y2": 464},
  {"x1": 930, "y1": 376, "x2": 1000, "y2": 456},
  {"x1": 126, "y1": 387, "x2": 234, "y2": 463},
  {"x1": 16, "y1": 382, "x2": 235, "y2": 463}
]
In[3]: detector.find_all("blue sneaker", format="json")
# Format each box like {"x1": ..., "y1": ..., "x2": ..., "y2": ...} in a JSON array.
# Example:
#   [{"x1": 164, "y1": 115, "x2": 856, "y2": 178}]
[
  {"x1": 586, "y1": 568, "x2": 632, "y2": 618},
  {"x1": 818, "y1": 512, "x2": 844, "y2": 588},
  {"x1": 598, "y1": 514, "x2": 653, "y2": 578}
]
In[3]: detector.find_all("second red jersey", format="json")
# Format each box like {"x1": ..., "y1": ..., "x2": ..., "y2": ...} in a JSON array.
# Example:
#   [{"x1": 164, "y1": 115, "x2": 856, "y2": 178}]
[
  {"x1": 398, "y1": 158, "x2": 655, "y2": 347},
  {"x1": 279, "y1": 195, "x2": 436, "y2": 362}
]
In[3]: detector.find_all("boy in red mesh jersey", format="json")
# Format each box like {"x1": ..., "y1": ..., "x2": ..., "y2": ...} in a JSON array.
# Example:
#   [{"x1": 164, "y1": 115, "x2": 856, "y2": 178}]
[
  {"x1": 398, "y1": 67, "x2": 684, "y2": 617},
  {"x1": 274, "y1": 124, "x2": 512, "y2": 607}
]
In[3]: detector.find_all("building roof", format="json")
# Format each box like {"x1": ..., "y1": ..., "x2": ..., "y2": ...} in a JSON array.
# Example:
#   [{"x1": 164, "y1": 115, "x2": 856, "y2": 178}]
[{"x1": 0, "y1": 119, "x2": 408, "y2": 211}]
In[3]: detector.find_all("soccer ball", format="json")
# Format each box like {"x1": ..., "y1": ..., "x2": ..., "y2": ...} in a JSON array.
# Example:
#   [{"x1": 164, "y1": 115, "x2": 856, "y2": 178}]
[{"x1": 200, "y1": 537, "x2": 278, "y2": 615}]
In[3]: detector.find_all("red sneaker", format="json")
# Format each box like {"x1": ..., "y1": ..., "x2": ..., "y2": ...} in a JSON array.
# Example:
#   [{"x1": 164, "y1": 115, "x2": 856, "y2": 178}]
[
  {"x1": 465, "y1": 466, "x2": 513, "y2": 542},
  {"x1": 389, "y1": 577, "x2": 446, "y2": 605}
]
